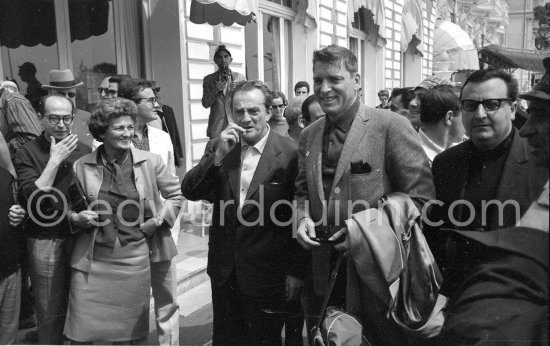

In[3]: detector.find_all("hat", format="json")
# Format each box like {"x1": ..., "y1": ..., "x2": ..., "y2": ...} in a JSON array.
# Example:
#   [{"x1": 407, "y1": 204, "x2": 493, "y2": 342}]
[
  {"x1": 42, "y1": 69, "x2": 83, "y2": 90},
  {"x1": 214, "y1": 45, "x2": 231, "y2": 58},
  {"x1": 18, "y1": 62, "x2": 36, "y2": 73},
  {"x1": 519, "y1": 57, "x2": 550, "y2": 102},
  {"x1": 415, "y1": 75, "x2": 454, "y2": 91},
  {"x1": 0, "y1": 81, "x2": 18, "y2": 92}
]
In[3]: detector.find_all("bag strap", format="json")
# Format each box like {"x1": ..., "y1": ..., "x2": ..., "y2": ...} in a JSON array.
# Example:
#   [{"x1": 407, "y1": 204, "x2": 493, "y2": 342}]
[{"x1": 316, "y1": 253, "x2": 344, "y2": 329}]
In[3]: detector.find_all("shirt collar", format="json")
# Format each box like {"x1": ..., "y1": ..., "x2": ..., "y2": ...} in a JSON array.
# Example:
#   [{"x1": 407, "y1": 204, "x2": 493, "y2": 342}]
[
  {"x1": 134, "y1": 125, "x2": 148, "y2": 138},
  {"x1": 418, "y1": 128, "x2": 445, "y2": 162},
  {"x1": 326, "y1": 98, "x2": 360, "y2": 133},
  {"x1": 241, "y1": 125, "x2": 270, "y2": 155}
]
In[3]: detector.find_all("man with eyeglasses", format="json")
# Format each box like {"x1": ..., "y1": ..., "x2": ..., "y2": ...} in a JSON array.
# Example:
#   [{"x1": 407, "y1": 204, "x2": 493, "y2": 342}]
[
  {"x1": 118, "y1": 77, "x2": 180, "y2": 346},
  {"x1": 428, "y1": 69, "x2": 548, "y2": 302},
  {"x1": 42, "y1": 69, "x2": 93, "y2": 149},
  {"x1": 14, "y1": 94, "x2": 91, "y2": 344},
  {"x1": 269, "y1": 91, "x2": 290, "y2": 136},
  {"x1": 86, "y1": 76, "x2": 116, "y2": 113}
]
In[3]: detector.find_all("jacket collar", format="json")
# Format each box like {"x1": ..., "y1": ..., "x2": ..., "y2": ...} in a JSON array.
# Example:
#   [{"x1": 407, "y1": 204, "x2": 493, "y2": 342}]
[{"x1": 82, "y1": 146, "x2": 149, "y2": 166}]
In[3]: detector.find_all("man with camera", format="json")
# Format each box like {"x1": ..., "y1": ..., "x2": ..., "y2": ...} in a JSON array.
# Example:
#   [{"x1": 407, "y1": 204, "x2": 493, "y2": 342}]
[
  {"x1": 294, "y1": 45, "x2": 434, "y2": 345},
  {"x1": 202, "y1": 45, "x2": 246, "y2": 140}
]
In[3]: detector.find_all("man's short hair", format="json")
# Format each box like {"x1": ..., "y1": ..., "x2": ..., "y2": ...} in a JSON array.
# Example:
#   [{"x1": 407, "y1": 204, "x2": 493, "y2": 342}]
[
  {"x1": 378, "y1": 89, "x2": 389, "y2": 97},
  {"x1": 119, "y1": 78, "x2": 152, "y2": 101},
  {"x1": 109, "y1": 74, "x2": 131, "y2": 86},
  {"x1": 19, "y1": 62, "x2": 37, "y2": 74},
  {"x1": 38, "y1": 94, "x2": 75, "y2": 116},
  {"x1": 231, "y1": 80, "x2": 273, "y2": 110},
  {"x1": 461, "y1": 69, "x2": 518, "y2": 100},
  {"x1": 301, "y1": 94, "x2": 319, "y2": 123},
  {"x1": 420, "y1": 88, "x2": 460, "y2": 124},
  {"x1": 313, "y1": 45, "x2": 358, "y2": 75},
  {"x1": 389, "y1": 88, "x2": 415, "y2": 109},
  {"x1": 271, "y1": 91, "x2": 287, "y2": 106},
  {"x1": 285, "y1": 95, "x2": 307, "y2": 124},
  {"x1": 214, "y1": 45, "x2": 231, "y2": 59},
  {"x1": 294, "y1": 81, "x2": 310, "y2": 94}
]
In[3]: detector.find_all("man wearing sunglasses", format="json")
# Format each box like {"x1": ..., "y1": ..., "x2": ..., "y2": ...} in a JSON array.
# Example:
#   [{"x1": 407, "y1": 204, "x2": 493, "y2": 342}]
[
  {"x1": 14, "y1": 94, "x2": 91, "y2": 344},
  {"x1": 428, "y1": 69, "x2": 548, "y2": 301},
  {"x1": 43, "y1": 69, "x2": 93, "y2": 149}
]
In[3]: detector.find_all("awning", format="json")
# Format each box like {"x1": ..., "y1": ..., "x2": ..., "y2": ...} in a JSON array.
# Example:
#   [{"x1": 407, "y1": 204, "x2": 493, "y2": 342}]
[
  {"x1": 348, "y1": 0, "x2": 386, "y2": 46},
  {"x1": 479, "y1": 45, "x2": 550, "y2": 72},
  {"x1": 433, "y1": 21, "x2": 479, "y2": 71},
  {"x1": 0, "y1": 0, "x2": 109, "y2": 49},
  {"x1": 190, "y1": 0, "x2": 257, "y2": 26}
]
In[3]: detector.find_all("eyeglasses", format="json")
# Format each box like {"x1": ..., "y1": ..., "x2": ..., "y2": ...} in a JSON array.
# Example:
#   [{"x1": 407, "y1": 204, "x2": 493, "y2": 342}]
[
  {"x1": 461, "y1": 98, "x2": 513, "y2": 112},
  {"x1": 135, "y1": 97, "x2": 159, "y2": 105},
  {"x1": 46, "y1": 114, "x2": 74, "y2": 126},
  {"x1": 54, "y1": 91, "x2": 76, "y2": 98},
  {"x1": 272, "y1": 104, "x2": 286, "y2": 110},
  {"x1": 98, "y1": 88, "x2": 117, "y2": 95}
]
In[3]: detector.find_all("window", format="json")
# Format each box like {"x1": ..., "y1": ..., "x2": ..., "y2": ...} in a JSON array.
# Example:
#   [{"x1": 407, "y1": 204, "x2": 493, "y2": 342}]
[
  {"x1": 0, "y1": 0, "x2": 144, "y2": 110},
  {"x1": 244, "y1": 1, "x2": 294, "y2": 95}
]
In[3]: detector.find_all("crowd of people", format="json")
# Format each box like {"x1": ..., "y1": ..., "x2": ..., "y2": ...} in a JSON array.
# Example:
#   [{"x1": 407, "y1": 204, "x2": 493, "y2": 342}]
[{"x1": 0, "y1": 43, "x2": 548, "y2": 346}]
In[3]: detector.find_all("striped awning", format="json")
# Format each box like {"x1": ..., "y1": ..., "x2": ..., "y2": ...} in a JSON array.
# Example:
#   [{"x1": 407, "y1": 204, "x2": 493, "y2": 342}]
[
  {"x1": 190, "y1": 0, "x2": 257, "y2": 26},
  {"x1": 479, "y1": 45, "x2": 550, "y2": 72}
]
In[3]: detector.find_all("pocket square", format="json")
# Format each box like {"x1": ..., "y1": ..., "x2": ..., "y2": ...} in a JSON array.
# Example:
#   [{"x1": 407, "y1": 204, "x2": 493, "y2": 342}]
[{"x1": 350, "y1": 160, "x2": 372, "y2": 174}]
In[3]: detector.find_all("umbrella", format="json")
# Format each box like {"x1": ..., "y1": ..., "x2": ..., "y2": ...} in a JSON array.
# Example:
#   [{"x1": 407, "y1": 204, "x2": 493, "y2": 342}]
[
  {"x1": 190, "y1": 0, "x2": 257, "y2": 26},
  {"x1": 433, "y1": 20, "x2": 479, "y2": 71}
]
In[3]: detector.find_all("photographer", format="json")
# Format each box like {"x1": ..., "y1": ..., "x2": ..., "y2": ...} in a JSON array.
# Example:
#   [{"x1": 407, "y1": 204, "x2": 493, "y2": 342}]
[{"x1": 202, "y1": 45, "x2": 246, "y2": 139}]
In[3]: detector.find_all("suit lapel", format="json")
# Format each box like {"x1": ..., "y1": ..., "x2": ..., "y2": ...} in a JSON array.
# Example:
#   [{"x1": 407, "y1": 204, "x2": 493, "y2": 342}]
[
  {"x1": 246, "y1": 132, "x2": 280, "y2": 200},
  {"x1": 309, "y1": 120, "x2": 325, "y2": 202},
  {"x1": 223, "y1": 145, "x2": 242, "y2": 202},
  {"x1": 494, "y1": 131, "x2": 528, "y2": 203},
  {"x1": 332, "y1": 108, "x2": 370, "y2": 191}
]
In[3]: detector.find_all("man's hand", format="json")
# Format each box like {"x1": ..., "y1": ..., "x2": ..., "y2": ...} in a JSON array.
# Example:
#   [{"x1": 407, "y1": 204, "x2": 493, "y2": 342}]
[
  {"x1": 8, "y1": 205, "x2": 26, "y2": 227},
  {"x1": 216, "y1": 80, "x2": 227, "y2": 92},
  {"x1": 70, "y1": 210, "x2": 99, "y2": 229},
  {"x1": 296, "y1": 217, "x2": 320, "y2": 250},
  {"x1": 49, "y1": 134, "x2": 78, "y2": 165},
  {"x1": 286, "y1": 275, "x2": 304, "y2": 302},
  {"x1": 140, "y1": 218, "x2": 159, "y2": 237},
  {"x1": 214, "y1": 123, "x2": 245, "y2": 163},
  {"x1": 330, "y1": 227, "x2": 350, "y2": 254}
]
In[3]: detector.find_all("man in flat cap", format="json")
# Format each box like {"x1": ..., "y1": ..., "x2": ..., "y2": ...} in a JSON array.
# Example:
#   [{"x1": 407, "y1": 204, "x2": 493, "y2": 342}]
[
  {"x1": 202, "y1": 44, "x2": 246, "y2": 139},
  {"x1": 42, "y1": 69, "x2": 93, "y2": 149}
]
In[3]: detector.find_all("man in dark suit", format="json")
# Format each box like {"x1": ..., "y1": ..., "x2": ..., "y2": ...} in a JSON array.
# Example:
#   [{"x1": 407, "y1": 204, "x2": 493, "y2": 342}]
[
  {"x1": 182, "y1": 80, "x2": 305, "y2": 345},
  {"x1": 294, "y1": 45, "x2": 435, "y2": 345},
  {"x1": 202, "y1": 45, "x2": 246, "y2": 139},
  {"x1": 429, "y1": 69, "x2": 548, "y2": 300}
]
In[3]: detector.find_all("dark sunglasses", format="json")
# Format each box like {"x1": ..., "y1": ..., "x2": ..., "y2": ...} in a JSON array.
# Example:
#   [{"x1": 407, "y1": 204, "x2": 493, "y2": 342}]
[
  {"x1": 461, "y1": 98, "x2": 513, "y2": 112},
  {"x1": 98, "y1": 88, "x2": 117, "y2": 95}
]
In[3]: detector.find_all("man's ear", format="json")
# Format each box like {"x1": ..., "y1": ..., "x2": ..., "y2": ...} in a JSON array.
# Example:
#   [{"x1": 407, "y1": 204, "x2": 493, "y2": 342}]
[
  {"x1": 266, "y1": 106, "x2": 272, "y2": 121},
  {"x1": 354, "y1": 73, "x2": 361, "y2": 91},
  {"x1": 298, "y1": 115, "x2": 305, "y2": 128},
  {"x1": 510, "y1": 100, "x2": 517, "y2": 120},
  {"x1": 445, "y1": 110, "x2": 453, "y2": 126}
]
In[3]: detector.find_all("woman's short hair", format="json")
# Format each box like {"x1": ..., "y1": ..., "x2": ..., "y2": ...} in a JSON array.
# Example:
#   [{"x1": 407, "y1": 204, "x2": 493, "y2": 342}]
[{"x1": 88, "y1": 98, "x2": 137, "y2": 140}]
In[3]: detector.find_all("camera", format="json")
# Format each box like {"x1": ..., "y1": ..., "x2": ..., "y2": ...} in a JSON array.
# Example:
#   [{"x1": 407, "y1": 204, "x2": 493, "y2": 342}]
[{"x1": 310, "y1": 225, "x2": 345, "y2": 244}]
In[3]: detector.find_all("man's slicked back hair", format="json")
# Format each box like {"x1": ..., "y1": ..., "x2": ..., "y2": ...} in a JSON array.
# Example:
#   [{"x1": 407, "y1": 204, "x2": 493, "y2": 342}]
[
  {"x1": 230, "y1": 80, "x2": 273, "y2": 110},
  {"x1": 119, "y1": 78, "x2": 153, "y2": 102},
  {"x1": 420, "y1": 88, "x2": 460, "y2": 124},
  {"x1": 460, "y1": 69, "x2": 518, "y2": 100},
  {"x1": 313, "y1": 45, "x2": 358, "y2": 75}
]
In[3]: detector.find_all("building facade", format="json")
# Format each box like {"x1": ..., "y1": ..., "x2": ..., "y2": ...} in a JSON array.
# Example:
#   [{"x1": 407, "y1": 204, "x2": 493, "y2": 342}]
[{"x1": 0, "y1": 0, "x2": 436, "y2": 170}]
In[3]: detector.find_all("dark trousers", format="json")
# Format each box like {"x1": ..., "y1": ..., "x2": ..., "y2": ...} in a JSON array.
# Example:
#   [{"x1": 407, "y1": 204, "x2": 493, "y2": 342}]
[
  {"x1": 211, "y1": 273, "x2": 285, "y2": 346},
  {"x1": 284, "y1": 294, "x2": 305, "y2": 346}
]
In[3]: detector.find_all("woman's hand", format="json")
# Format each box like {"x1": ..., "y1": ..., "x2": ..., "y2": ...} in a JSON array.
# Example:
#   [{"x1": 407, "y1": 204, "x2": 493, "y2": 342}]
[
  {"x1": 70, "y1": 210, "x2": 99, "y2": 228},
  {"x1": 140, "y1": 216, "x2": 162, "y2": 237}
]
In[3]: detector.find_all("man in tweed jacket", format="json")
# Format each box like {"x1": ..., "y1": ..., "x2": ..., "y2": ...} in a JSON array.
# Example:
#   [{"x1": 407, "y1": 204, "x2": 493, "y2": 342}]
[{"x1": 294, "y1": 45, "x2": 435, "y2": 344}]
